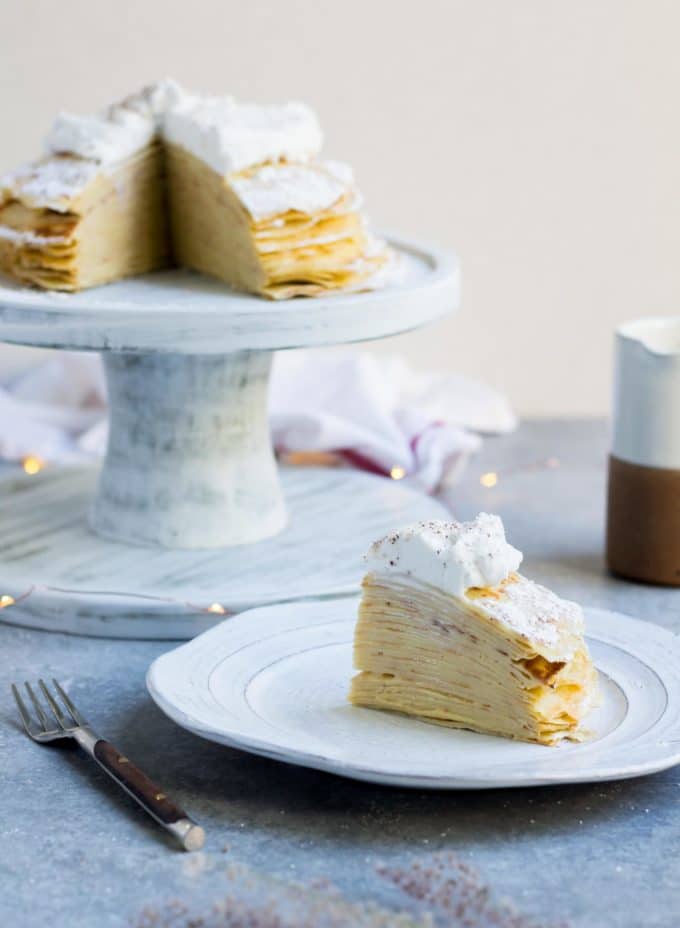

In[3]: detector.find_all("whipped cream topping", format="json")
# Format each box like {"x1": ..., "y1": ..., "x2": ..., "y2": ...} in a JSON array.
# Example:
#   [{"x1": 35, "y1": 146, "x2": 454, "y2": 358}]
[
  {"x1": 46, "y1": 111, "x2": 155, "y2": 164},
  {"x1": 109, "y1": 79, "x2": 186, "y2": 122},
  {"x1": 44, "y1": 79, "x2": 184, "y2": 165},
  {"x1": 365, "y1": 514, "x2": 523, "y2": 597},
  {"x1": 1, "y1": 158, "x2": 101, "y2": 211},
  {"x1": 0, "y1": 80, "x2": 345, "y2": 220},
  {"x1": 0, "y1": 80, "x2": 393, "y2": 282},
  {"x1": 163, "y1": 97, "x2": 322, "y2": 176},
  {"x1": 44, "y1": 79, "x2": 323, "y2": 178}
]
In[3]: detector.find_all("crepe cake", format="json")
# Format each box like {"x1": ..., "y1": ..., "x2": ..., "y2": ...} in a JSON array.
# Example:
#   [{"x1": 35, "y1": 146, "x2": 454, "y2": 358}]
[
  {"x1": 0, "y1": 80, "x2": 390, "y2": 298},
  {"x1": 349, "y1": 514, "x2": 599, "y2": 745}
]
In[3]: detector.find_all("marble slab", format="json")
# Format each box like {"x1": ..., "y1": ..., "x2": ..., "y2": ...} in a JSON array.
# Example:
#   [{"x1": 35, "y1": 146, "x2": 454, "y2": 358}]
[{"x1": 0, "y1": 464, "x2": 448, "y2": 638}]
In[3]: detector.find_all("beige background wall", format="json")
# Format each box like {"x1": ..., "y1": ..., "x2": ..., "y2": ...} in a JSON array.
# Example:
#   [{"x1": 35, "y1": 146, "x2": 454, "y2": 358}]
[{"x1": 1, "y1": 0, "x2": 678, "y2": 416}]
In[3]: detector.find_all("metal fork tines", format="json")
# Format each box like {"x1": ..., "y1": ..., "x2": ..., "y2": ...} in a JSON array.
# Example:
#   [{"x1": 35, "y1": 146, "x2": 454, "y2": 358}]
[
  {"x1": 13, "y1": 678, "x2": 87, "y2": 741},
  {"x1": 12, "y1": 678, "x2": 204, "y2": 851}
]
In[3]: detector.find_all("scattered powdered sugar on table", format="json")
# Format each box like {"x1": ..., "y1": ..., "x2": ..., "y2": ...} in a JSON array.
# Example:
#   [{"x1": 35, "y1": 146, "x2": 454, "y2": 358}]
[{"x1": 135, "y1": 854, "x2": 564, "y2": 928}]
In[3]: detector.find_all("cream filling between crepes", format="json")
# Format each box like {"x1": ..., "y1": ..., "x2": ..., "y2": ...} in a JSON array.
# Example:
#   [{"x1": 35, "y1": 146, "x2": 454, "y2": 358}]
[{"x1": 349, "y1": 572, "x2": 599, "y2": 746}]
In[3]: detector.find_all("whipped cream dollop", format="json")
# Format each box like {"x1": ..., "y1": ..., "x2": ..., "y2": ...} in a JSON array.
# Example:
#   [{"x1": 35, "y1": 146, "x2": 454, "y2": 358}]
[
  {"x1": 44, "y1": 79, "x2": 183, "y2": 163},
  {"x1": 46, "y1": 110, "x2": 156, "y2": 164},
  {"x1": 110, "y1": 79, "x2": 186, "y2": 122},
  {"x1": 365, "y1": 514, "x2": 523, "y2": 596}
]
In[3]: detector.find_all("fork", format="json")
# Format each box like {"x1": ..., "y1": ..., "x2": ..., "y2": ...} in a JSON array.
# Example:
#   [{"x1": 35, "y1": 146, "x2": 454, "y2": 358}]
[{"x1": 12, "y1": 678, "x2": 205, "y2": 851}]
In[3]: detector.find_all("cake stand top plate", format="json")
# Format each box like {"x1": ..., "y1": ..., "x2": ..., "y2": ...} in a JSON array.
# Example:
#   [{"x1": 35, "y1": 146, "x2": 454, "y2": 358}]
[{"x1": 0, "y1": 236, "x2": 458, "y2": 354}]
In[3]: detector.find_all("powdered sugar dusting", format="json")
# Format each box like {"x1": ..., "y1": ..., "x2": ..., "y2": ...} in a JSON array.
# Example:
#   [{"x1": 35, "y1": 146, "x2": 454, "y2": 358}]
[
  {"x1": 2, "y1": 158, "x2": 100, "y2": 211},
  {"x1": 346, "y1": 242, "x2": 403, "y2": 290},
  {"x1": 230, "y1": 162, "x2": 350, "y2": 221},
  {"x1": 469, "y1": 573, "x2": 585, "y2": 654}
]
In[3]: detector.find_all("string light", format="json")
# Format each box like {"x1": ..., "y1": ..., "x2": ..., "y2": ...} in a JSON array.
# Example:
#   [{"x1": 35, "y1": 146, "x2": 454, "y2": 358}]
[
  {"x1": 278, "y1": 451, "x2": 343, "y2": 468},
  {"x1": 390, "y1": 466, "x2": 406, "y2": 480},
  {"x1": 22, "y1": 455, "x2": 45, "y2": 475},
  {"x1": 480, "y1": 457, "x2": 560, "y2": 488},
  {"x1": 2, "y1": 587, "x2": 228, "y2": 619}
]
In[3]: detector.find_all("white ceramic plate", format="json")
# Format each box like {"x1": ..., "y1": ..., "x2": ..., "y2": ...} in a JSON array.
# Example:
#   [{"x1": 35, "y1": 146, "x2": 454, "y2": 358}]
[{"x1": 147, "y1": 599, "x2": 680, "y2": 788}]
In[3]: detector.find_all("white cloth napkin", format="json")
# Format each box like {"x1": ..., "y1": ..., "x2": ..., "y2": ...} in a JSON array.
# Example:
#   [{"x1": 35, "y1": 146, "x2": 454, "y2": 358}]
[{"x1": 0, "y1": 350, "x2": 516, "y2": 492}]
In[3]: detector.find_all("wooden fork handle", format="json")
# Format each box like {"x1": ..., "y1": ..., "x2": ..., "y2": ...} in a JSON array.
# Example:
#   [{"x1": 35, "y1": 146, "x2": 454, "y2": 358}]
[{"x1": 92, "y1": 739, "x2": 205, "y2": 851}]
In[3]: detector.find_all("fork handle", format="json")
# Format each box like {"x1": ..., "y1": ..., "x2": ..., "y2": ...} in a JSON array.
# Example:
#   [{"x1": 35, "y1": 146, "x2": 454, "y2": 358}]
[{"x1": 91, "y1": 738, "x2": 205, "y2": 851}]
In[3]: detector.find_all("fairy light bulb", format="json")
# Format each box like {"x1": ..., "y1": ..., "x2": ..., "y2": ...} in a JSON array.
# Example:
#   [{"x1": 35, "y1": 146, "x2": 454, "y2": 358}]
[{"x1": 22, "y1": 456, "x2": 45, "y2": 475}]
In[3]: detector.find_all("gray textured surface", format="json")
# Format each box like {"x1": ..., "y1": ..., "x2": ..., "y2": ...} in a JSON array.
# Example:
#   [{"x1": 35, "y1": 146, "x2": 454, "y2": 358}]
[{"x1": 1, "y1": 420, "x2": 679, "y2": 928}]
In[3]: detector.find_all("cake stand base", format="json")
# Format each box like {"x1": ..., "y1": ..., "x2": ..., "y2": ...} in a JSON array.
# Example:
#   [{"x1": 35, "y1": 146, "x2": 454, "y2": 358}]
[{"x1": 0, "y1": 465, "x2": 448, "y2": 639}]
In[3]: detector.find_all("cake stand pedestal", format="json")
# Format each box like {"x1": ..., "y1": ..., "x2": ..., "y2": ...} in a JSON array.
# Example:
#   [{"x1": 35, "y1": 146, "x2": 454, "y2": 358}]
[
  {"x1": 93, "y1": 350, "x2": 284, "y2": 547},
  {"x1": 0, "y1": 237, "x2": 459, "y2": 638}
]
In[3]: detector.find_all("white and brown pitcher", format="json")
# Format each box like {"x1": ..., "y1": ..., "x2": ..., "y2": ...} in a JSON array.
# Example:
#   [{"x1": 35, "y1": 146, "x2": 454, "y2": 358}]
[{"x1": 607, "y1": 317, "x2": 680, "y2": 585}]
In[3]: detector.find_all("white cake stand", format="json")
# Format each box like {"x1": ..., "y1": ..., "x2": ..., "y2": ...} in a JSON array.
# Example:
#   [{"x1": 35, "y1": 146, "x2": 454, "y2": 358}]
[{"x1": 0, "y1": 236, "x2": 459, "y2": 638}]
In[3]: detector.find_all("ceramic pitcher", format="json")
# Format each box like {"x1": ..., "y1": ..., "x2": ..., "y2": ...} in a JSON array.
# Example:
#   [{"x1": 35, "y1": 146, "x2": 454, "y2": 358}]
[{"x1": 607, "y1": 317, "x2": 680, "y2": 585}]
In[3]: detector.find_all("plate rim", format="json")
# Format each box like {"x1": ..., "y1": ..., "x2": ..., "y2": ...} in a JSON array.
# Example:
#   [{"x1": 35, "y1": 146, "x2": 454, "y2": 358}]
[{"x1": 146, "y1": 602, "x2": 680, "y2": 789}]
